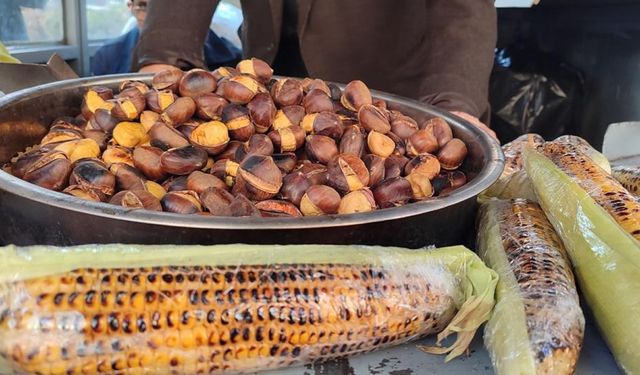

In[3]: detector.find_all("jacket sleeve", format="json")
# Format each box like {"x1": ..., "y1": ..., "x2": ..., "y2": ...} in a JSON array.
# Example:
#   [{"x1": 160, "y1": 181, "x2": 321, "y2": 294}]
[
  {"x1": 131, "y1": 0, "x2": 219, "y2": 71},
  {"x1": 420, "y1": 0, "x2": 497, "y2": 123}
]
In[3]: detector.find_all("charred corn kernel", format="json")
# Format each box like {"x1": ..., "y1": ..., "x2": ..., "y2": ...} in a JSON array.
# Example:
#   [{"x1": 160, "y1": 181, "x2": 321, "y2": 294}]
[
  {"x1": 612, "y1": 166, "x2": 640, "y2": 197},
  {"x1": 478, "y1": 199, "x2": 584, "y2": 375},
  {"x1": 541, "y1": 142, "x2": 640, "y2": 241}
]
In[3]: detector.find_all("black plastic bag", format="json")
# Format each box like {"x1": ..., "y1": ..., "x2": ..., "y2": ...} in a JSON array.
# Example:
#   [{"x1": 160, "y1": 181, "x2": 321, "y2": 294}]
[{"x1": 490, "y1": 45, "x2": 584, "y2": 143}]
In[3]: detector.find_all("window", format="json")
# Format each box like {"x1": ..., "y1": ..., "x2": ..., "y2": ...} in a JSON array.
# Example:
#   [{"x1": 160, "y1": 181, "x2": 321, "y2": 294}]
[
  {"x1": 87, "y1": 0, "x2": 133, "y2": 41},
  {"x1": 0, "y1": 0, "x2": 64, "y2": 45}
]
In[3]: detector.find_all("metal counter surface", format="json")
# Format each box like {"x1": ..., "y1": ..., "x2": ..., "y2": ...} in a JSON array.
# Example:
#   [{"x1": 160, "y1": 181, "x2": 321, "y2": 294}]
[{"x1": 261, "y1": 311, "x2": 620, "y2": 375}]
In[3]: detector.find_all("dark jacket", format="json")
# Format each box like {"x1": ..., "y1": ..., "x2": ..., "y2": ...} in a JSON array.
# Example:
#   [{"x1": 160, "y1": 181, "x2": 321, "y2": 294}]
[
  {"x1": 92, "y1": 27, "x2": 240, "y2": 76},
  {"x1": 134, "y1": 0, "x2": 496, "y2": 121}
]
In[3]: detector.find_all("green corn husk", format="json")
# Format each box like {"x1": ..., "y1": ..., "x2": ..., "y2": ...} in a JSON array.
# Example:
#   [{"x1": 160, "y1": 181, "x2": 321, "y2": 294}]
[{"x1": 523, "y1": 146, "x2": 640, "y2": 374}]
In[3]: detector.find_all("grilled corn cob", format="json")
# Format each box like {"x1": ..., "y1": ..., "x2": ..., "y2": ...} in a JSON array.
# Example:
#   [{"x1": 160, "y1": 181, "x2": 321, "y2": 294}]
[
  {"x1": 0, "y1": 244, "x2": 497, "y2": 375},
  {"x1": 540, "y1": 142, "x2": 640, "y2": 241},
  {"x1": 524, "y1": 146, "x2": 640, "y2": 373},
  {"x1": 478, "y1": 199, "x2": 584, "y2": 375},
  {"x1": 612, "y1": 166, "x2": 640, "y2": 197},
  {"x1": 501, "y1": 134, "x2": 545, "y2": 179},
  {"x1": 553, "y1": 135, "x2": 611, "y2": 174}
]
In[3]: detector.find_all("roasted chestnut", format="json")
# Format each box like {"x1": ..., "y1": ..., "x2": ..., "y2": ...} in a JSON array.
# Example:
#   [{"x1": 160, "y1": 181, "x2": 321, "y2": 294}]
[
  {"x1": 69, "y1": 158, "x2": 116, "y2": 200},
  {"x1": 247, "y1": 93, "x2": 277, "y2": 133},
  {"x1": 358, "y1": 104, "x2": 391, "y2": 134},
  {"x1": 233, "y1": 154, "x2": 283, "y2": 201},
  {"x1": 448, "y1": 170, "x2": 467, "y2": 189},
  {"x1": 271, "y1": 78, "x2": 304, "y2": 107},
  {"x1": 328, "y1": 83, "x2": 342, "y2": 101},
  {"x1": 161, "y1": 190, "x2": 202, "y2": 214},
  {"x1": 160, "y1": 96, "x2": 197, "y2": 127},
  {"x1": 149, "y1": 122, "x2": 190, "y2": 150},
  {"x1": 301, "y1": 78, "x2": 331, "y2": 96},
  {"x1": 139, "y1": 110, "x2": 160, "y2": 132},
  {"x1": 222, "y1": 103, "x2": 255, "y2": 141},
  {"x1": 340, "y1": 80, "x2": 372, "y2": 111},
  {"x1": 437, "y1": 138, "x2": 467, "y2": 170},
  {"x1": 211, "y1": 159, "x2": 239, "y2": 187},
  {"x1": 385, "y1": 155, "x2": 410, "y2": 180},
  {"x1": 326, "y1": 154, "x2": 370, "y2": 194},
  {"x1": 160, "y1": 145, "x2": 208, "y2": 175},
  {"x1": 200, "y1": 187, "x2": 234, "y2": 216},
  {"x1": 189, "y1": 121, "x2": 230, "y2": 155},
  {"x1": 272, "y1": 105, "x2": 305, "y2": 130},
  {"x1": 211, "y1": 66, "x2": 239, "y2": 81},
  {"x1": 303, "y1": 89, "x2": 333, "y2": 114},
  {"x1": 391, "y1": 114, "x2": 419, "y2": 139},
  {"x1": 363, "y1": 154, "x2": 386, "y2": 187},
  {"x1": 406, "y1": 172, "x2": 434, "y2": 200},
  {"x1": 229, "y1": 194, "x2": 261, "y2": 217},
  {"x1": 272, "y1": 153, "x2": 297, "y2": 173},
  {"x1": 255, "y1": 200, "x2": 302, "y2": 217},
  {"x1": 195, "y1": 93, "x2": 228, "y2": 120},
  {"x1": 88, "y1": 108, "x2": 118, "y2": 133},
  {"x1": 268, "y1": 125, "x2": 305, "y2": 152},
  {"x1": 133, "y1": 146, "x2": 167, "y2": 181},
  {"x1": 339, "y1": 125, "x2": 365, "y2": 157},
  {"x1": 110, "y1": 189, "x2": 162, "y2": 211},
  {"x1": 296, "y1": 162, "x2": 328, "y2": 186},
  {"x1": 64, "y1": 185, "x2": 102, "y2": 202},
  {"x1": 338, "y1": 188, "x2": 376, "y2": 214},
  {"x1": 22, "y1": 150, "x2": 72, "y2": 191},
  {"x1": 178, "y1": 69, "x2": 217, "y2": 98},
  {"x1": 144, "y1": 180, "x2": 167, "y2": 199},
  {"x1": 162, "y1": 175, "x2": 189, "y2": 192},
  {"x1": 301, "y1": 112, "x2": 343, "y2": 140},
  {"x1": 152, "y1": 68, "x2": 184, "y2": 93},
  {"x1": 305, "y1": 135, "x2": 338, "y2": 164},
  {"x1": 406, "y1": 129, "x2": 439, "y2": 157},
  {"x1": 114, "y1": 163, "x2": 146, "y2": 191},
  {"x1": 236, "y1": 58, "x2": 273, "y2": 83},
  {"x1": 223, "y1": 75, "x2": 262, "y2": 104},
  {"x1": 367, "y1": 131, "x2": 395, "y2": 158},
  {"x1": 120, "y1": 80, "x2": 149, "y2": 95},
  {"x1": 186, "y1": 170, "x2": 227, "y2": 194},
  {"x1": 372, "y1": 177, "x2": 413, "y2": 208},
  {"x1": 81, "y1": 87, "x2": 114, "y2": 120},
  {"x1": 145, "y1": 89, "x2": 176, "y2": 113},
  {"x1": 404, "y1": 153, "x2": 441, "y2": 179},
  {"x1": 422, "y1": 117, "x2": 453, "y2": 147},
  {"x1": 40, "y1": 127, "x2": 83, "y2": 146},
  {"x1": 245, "y1": 134, "x2": 274, "y2": 156},
  {"x1": 218, "y1": 141, "x2": 244, "y2": 162},
  {"x1": 279, "y1": 171, "x2": 310, "y2": 206},
  {"x1": 300, "y1": 185, "x2": 341, "y2": 216},
  {"x1": 102, "y1": 146, "x2": 134, "y2": 168},
  {"x1": 112, "y1": 121, "x2": 149, "y2": 148},
  {"x1": 111, "y1": 91, "x2": 145, "y2": 121}
]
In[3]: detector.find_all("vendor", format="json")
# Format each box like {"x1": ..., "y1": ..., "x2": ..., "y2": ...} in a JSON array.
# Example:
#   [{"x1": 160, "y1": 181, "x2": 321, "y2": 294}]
[
  {"x1": 133, "y1": 0, "x2": 496, "y2": 138},
  {"x1": 91, "y1": 0, "x2": 240, "y2": 76}
]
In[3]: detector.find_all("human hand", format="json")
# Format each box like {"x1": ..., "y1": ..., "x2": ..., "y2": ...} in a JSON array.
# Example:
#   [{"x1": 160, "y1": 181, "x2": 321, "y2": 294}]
[
  {"x1": 139, "y1": 64, "x2": 180, "y2": 74},
  {"x1": 450, "y1": 111, "x2": 497, "y2": 140}
]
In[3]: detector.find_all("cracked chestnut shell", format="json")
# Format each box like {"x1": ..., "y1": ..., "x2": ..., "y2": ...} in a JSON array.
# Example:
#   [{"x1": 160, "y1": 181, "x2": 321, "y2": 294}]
[
  {"x1": 406, "y1": 129, "x2": 439, "y2": 157},
  {"x1": 211, "y1": 66, "x2": 239, "y2": 82},
  {"x1": 305, "y1": 135, "x2": 338, "y2": 164},
  {"x1": 189, "y1": 121, "x2": 230, "y2": 155},
  {"x1": 88, "y1": 108, "x2": 118, "y2": 133},
  {"x1": 223, "y1": 75, "x2": 262, "y2": 104},
  {"x1": 178, "y1": 69, "x2": 217, "y2": 98},
  {"x1": 245, "y1": 134, "x2": 274, "y2": 156},
  {"x1": 295, "y1": 162, "x2": 328, "y2": 186},
  {"x1": 363, "y1": 154, "x2": 386, "y2": 187},
  {"x1": 145, "y1": 89, "x2": 176, "y2": 113},
  {"x1": 358, "y1": 104, "x2": 391, "y2": 134},
  {"x1": 326, "y1": 154, "x2": 370, "y2": 194},
  {"x1": 200, "y1": 187, "x2": 234, "y2": 216},
  {"x1": 233, "y1": 154, "x2": 283, "y2": 201},
  {"x1": 272, "y1": 153, "x2": 298, "y2": 173},
  {"x1": 113, "y1": 163, "x2": 146, "y2": 191},
  {"x1": 161, "y1": 190, "x2": 202, "y2": 214},
  {"x1": 405, "y1": 153, "x2": 441, "y2": 179},
  {"x1": 162, "y1": 175, "x2": 189, "y2": 192},
  {"x1": 391, "y1": 114, "x2": 419, "y2": 139},
  {"x1": 271, "y1": 78, "x2": 304, "y2": 107},
  {"x1": 367, "y1": 131, "x2": 395, "y2": 158},
  {"x1": 255, "y1": 200, "x2": 302, "y2": 217},
  {"x1": 372, "y1": 177, "x2": 413, "y2": 208},
  {"x1": 211, "y1": 159, "x2": 239, "y2": 188},
  {"x1": 222, "y1": 103, "x2": 255, "y2": 142},
  {"x1": 268, "y1": 125, "x2": 305, "y2": 152},
  {"x1": 385, "y1": 155, "x2": 410, "y2": 180},
  {"x1": 272, "y1": 105, "x2": 305, "y2": 130},
  {"x1": 301, "y1": 112, "x2": 343, "y2": 141},
  {"x1": 69, "y1": 158, "x2": 116, "y2": 200},
  {"x1": 160, "y1": 145, "x2": 208, "y2": 175},
  {"x1": 229, "y1": 194, "x2": 261, "y2": 217},
  {"x1": 160, "y1": 96, "x2": 197, "y2": 127},
  {"x1": 22, "y1": 150, "x2": 72, "y2": 191},
  {"x1": 149, "y1": 122, "x2": 189, "y2": 151},
  {"x1": 437, "y1": 138, "x2": 467, "y2": 170},
  {"x1": 111, "y1": 88, "x2": 146, "y2": 121},
  {"x1": 338, "y1": 188, "x2": 376, "y2": 214},
  {"x1": 236, "y1": 58, "x2": 273, "y2": 83},
  {"x1": 102, "y1": 146, "x2": 133, "y2": 168},
  {"x1": 301, "y1": 78, "x2": 331, "y2": 96},
  {"x1": 340, "y1": 80, "x2": 372, "y2": 111},
  {"x1": 195, "y1": 93, "x2": 228, "y2": 120},
  {"x1": 110, "y1": 189, "x2": 162, "y2": 211},
  {"x1": 300, "y1": 185, "x2": 341, "y2": 216},
  {"x1": 406, "y1": 172, "x2": 434, "y2": 200},
  {"x1": 422, "y1": 117, "x2": 453, "y2": 147},
  {"x1": 218, "y1": 141, "x2": 244, "y2": 162}
]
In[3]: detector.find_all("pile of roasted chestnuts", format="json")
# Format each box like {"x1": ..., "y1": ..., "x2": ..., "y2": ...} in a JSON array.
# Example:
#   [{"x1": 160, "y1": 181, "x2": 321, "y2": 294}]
[{"x1": 4, "y1": 58, "x2": 470, "y2": 217}]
